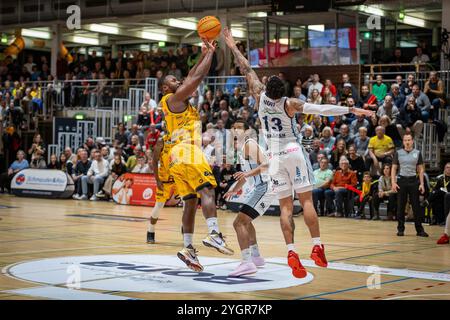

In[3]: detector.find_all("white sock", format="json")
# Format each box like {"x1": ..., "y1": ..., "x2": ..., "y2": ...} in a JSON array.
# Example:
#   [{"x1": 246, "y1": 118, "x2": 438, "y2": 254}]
[
  {"x1": 312, "y1": 237, "x2": 322, "y2": 246},
  {"x1": 147, "y1": 202, "x2": 164, "y2": 232},
  {"x1": 287, "y1": 243, "x2": 296, "y2": 252},
  {"x1": 206, "y1": 217, "x2": 220, "y2": 234},
  {"x1": 183, "y1": 233, "x2": 193, "y2": 247},
  {"x1": 241, "y1": 248, "x2": 251, "y2": 262},
  {"x1": 250, "y1": 244, "x2": 260, "y2": 257},
  {"x1": 445, "y1": 213, "x2": 450, "y2": 235}
]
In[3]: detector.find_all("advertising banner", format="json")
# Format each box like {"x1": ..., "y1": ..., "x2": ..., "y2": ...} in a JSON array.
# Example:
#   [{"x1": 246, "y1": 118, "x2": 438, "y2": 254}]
[
  {"x1": 11, "y1": 169, "x2": 74, "y2": 198},
  {"x1": 111, "y1": 173, "x2": 180, "y2": 207}
]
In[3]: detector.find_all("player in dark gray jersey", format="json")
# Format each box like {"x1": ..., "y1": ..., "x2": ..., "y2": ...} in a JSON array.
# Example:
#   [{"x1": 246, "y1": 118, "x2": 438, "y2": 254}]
[{"x1": 223, "y1": 27, "x2": 373, "y2": 278}]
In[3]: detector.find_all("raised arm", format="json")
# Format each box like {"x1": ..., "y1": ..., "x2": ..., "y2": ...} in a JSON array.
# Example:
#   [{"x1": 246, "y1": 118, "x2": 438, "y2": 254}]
[
  {"x1": 222, "y1": 28, "x2": 264, "y2": 106},
  {"x1": 285, "y1": 98, "x2": 374, "y2": 118},
  {"x1": 168, "y1": 40, "x2": 216, "y2": 111}
]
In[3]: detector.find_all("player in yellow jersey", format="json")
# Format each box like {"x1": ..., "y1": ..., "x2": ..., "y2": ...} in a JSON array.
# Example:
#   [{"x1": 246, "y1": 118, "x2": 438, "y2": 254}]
[
  {"x1": 160, "y1": 40, "x2": 234, "y2": 272},
  {"x1": 146, "y1": 135, "x2": 178, "y2": 244}
]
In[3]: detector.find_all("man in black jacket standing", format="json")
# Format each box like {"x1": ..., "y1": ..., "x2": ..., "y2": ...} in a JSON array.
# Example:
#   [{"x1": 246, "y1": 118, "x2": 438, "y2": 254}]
[{"x1": 396, "y1": 95, "x2": 424, "y2": 138}]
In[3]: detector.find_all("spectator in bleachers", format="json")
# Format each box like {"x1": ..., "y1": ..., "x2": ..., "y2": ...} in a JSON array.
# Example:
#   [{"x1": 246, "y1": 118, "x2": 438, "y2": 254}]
[
  {"x1": 278, "y1": 72, "x2": 292, "y2": 97},
  {"x1": 100, "y1": 154, "x2": 128, "y2": 199},
  {"x1": 405, "y1": 84, "x2": 431, "y2": 123},
  {"x1": 83, "y1": 136, "x2": 96, "y2": 154},
  {"x1": 335, "y1": 124, "x2": 354, "y2": 147},
  {"x1": 127, "y1": 124, "x2": 145, "y2": 147},
  {"x1": 338, "y1": 83, "x2": 353, "y2": 106},
  {"x1": 217, "y1": 163, "x2": 236, "y2": 210},
  {"x1": 312, "y1": 157, "x2": 334, "y2": 216},
  {"x1": 430, "y1": 163, "x2": 450, "y2": 228},
  {"x1": 379, "y1": 115, "x2": 402, "y2": 148},
  {"x1": 114, "y1": 123, "x2": 129, "y2": 149},
  {"x1": 47, "y1": 154, "x2": 60, "y2": 170},
  {"x1": 320, "y1": 126, "x2": 335, "y2": 155},
  {"x1": 310, "y1": 115, "x2": 323, "y2": 137},
  {"x1": 373, "y1": 163, "x2": 397, "y2": 221},
  {"x1": 219, "y1": 110, "x2": 234, "y2": 130},
  {"x1": 372, "y1": 74, "x2": 388, "y2": 103},
  {"x1": 28, "y1": 133, "x2": 46, "y2": 169},
  {"x1": 225, "y1": 68, "x2": 240, "y2": 94},
  {"x1": 403, "y1": 73, "x2": 417, "y2": 97},
  {"x1": 189, "y1": 87, "x2": 204, "y2": 109},
  {"x1": 72, "y1": 149, "x2": 91, "y2": 200},
  {"x1": 305, "y1": 74, "x2": 323, "y2": 99},
  {"x1": 137, "y1": 105, "x2": 151, "y2": 131},
  {"x1": 101, "y1": 146, "x2": 113, "y2": 163},
  {"x1": 0, "y1": 150, "x2": 29, "y2": 193},
  {"x1": 354, "y1": 127, "x2": 370, "y2": 158},
  {"x1": 59, "y1": 153, "x2": 71, "y2": 174},
  {"x1": 309, "y1": 139, "x2": 322, "y2": 167},
  {"x1": 326, "y1": 156, "x2": 358, "y2": 217},
  {"x1": 396, "y1": 95, "x2": 424, "y2": 139},
  {"x1": 132, "y1": 155, "x2": 150, "y2": 173},
  {"x1": 301, "y1": 126, "x2": 315, "y2": 153},
  {"x1": 321, "y1": 78, "x2": 337, "y2": 97},
  {"x1": 350, "y1": 114, "x2": 369, "y2": 137},
  {"x1": 387, "y1": 83, "x2": 405, "y2": 109},
  {"x1": 81, "y1": 149, "x2": 110, "y2": 201},
  {"x1": 64, "y1": 147, "x2": 77, "y2": 165},
  {"x1": 424, "y1": 71, "x2": 445, "y2": 120},
  {"x1": 411, "y1": 46, "x2": 430, "y2": 64},
  {"x1": 126, "y1": 145, "x2": 142, "y2": 172},
  {"x1": 330, "y1": 139, "x2": 348, "y2": 169},
  {"x1": 377, "y1": 95, "x2": 400, "y2": 124},
  {"x1": 357, "y1": 85, "x2": 378, "y2": 111},
  {"x1": 308, "y1": 89, "x2": 322, "y2": 105},
  {"x1": 355, "y1": 172, "x2": 376, "y2": 219},
  {"x1": 348, "y1": 144, "x2": 366, "y2": 183},
  {"x1": 366, "y1": 126, "x2": 395, "y2": 175},
  {"x1": 293, "y1": 86, "x2": 307, "y2": 102},
  {"x1": 337, "y1": 74, "x2": 359, "y2": 102},
  {"x1": 145, "y1": 124, "x2": 160, "y2": 152}
]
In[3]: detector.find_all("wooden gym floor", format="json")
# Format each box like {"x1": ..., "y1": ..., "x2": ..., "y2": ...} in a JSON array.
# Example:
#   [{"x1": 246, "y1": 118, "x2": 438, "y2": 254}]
[{"x1": 0, "y1": 194, "x2": 449, "y2": 300}]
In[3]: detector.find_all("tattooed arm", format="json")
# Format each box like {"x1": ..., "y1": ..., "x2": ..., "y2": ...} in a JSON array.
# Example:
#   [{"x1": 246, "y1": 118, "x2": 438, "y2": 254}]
[{"x1": 222, "y1": 27, "x2": 264, "y2": 109}]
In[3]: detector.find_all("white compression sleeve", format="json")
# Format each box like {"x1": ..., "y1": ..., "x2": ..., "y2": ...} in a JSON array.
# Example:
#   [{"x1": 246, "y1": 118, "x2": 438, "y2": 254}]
[
  {"x1": 151, "y1": 201, "x2": 165, "y2": 220},
  {"x1": 303, "y1": 103, "x2": 350, "y2": 116}
]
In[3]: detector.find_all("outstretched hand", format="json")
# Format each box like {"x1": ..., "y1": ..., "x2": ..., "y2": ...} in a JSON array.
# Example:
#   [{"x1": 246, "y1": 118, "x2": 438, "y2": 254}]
[
  {"x1": 353, "y1": 108, "x2": 374, "y2": 118},
  {"x1": 222, "y1": 27, "x2": 236, "y2": 48},
  {"x1": 201, "y1": 39, "x2": 217, "y2": 55}
]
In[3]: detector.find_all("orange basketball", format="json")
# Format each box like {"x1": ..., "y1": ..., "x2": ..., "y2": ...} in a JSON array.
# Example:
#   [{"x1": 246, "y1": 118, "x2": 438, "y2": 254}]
[{"x1": 197, "y1": 16, "x2": 221, "y2": 40}]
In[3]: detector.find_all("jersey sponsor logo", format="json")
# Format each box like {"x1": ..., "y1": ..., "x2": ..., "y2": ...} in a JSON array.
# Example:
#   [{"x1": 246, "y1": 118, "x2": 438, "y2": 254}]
[
  {"x1": 294, "y1": 167, "x2": 307, "y2": 184},
  {"x1": 6, "y1": 255, "x2": 313, "y2": 293}
]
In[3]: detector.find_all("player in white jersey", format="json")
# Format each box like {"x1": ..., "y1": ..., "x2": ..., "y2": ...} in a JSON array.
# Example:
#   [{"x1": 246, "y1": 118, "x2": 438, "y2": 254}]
[
  {"x1": 224, "y1": 119, "x2": 272, "y2": 277},
  {"x1": 223, "y1": 27, "x2": 373, "y2": 278}
]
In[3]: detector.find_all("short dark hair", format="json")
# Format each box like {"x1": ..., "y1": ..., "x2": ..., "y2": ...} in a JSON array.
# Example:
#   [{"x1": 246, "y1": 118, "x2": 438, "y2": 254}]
[
  {"x1": 265, "y1": 76, "x2": 285, "y2": 100},
  {"x1": 234, "y1": 118, "x2": 249, "y2": 130},
  {"x1": 363, "y1": 171, "x2": 371, "y2": 177}
]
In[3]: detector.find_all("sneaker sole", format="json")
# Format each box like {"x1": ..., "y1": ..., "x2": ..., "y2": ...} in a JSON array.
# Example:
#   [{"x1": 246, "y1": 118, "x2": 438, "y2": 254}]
[
  {"x1": 310, "y1": 253, "x2": 328, "y2": 268},
  {"x1": 146, "y1": 240, "x2": 155, "y2": 244},
  {"x1": 177, "y1": 252, "x2": 204, "y2": 272},
  {"x1": 229, "y1": 268, "x2": 258, "y2": 277},
  {"x1": 202, "y1": 240, "x2": 234, "y2": 255},
  {"x1": 287, "y1": 256, "x2": 307, "y2": 278}
]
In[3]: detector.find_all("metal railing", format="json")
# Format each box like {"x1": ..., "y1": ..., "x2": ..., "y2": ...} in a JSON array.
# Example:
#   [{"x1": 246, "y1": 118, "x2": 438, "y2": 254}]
[
  {"x1": 415, "y1": 123, "x2": 441, "y2": 170},
  {"x1": 203, "y1": 76, "x2": 248, "y2": 95}
]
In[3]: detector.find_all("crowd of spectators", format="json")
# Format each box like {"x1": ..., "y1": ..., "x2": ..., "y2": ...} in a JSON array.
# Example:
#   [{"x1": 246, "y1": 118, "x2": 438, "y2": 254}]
[{"x1": 0, "y1": 47, "x2": 448, "y2": 220}]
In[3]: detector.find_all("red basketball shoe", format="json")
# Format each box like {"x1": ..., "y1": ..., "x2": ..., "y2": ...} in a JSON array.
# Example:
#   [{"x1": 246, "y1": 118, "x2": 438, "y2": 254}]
[
  {"x1": 287, "y1": 251, "x2": 307, "y2": 278},
  {"x1": 310, "y1": 244, "x2": 328, "y2": 267},
  {"x1": 437, "y1": 234, "x2": 449, "y2": 245}
]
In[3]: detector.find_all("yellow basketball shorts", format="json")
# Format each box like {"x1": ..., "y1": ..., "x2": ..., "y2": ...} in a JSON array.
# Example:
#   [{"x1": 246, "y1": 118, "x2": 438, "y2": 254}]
[
  {"x1": 169, "y1": 145, "x2": 217, "y2": 200},
  {"x1": 155, "y1": 181, "x2": 178, "y2": 203}
]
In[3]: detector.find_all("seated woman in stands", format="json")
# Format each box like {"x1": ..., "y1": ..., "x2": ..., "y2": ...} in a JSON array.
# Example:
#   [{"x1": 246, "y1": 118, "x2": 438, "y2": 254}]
[
  {"x1": 47, "y1": 154, "x2": 60, "y2": 170},
  {"x1": 372, "y1": 164, "x2": 397, "y2": 221},
  {"x1": 28, "y1": 133, "x2": 46, "y2": 169}
]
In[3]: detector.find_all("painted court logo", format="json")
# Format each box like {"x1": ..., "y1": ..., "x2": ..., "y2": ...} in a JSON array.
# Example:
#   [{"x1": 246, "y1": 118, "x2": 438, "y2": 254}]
[{"x1": 6, "y1": 255, "x2": 313, "y2": 293}]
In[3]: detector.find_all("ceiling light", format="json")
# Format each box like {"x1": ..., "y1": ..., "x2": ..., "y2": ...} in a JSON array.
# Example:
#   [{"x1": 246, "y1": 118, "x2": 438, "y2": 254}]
[
  {"x1": 359, "y1": 5, "x2": 385, "y2": 17},
  {"x1": 308, "y1": 25, "x2": 325, "y2": 32},
  {"x1": 22, "y1": 29, "x2": 51, "y2": 39},
  {"x1": 167, "y1": 19, "x2": 197, "y2": 31},
  {"x1": 402, "y1": 15, "x2": 426, "y2": 27},
  {"x1": 89, "y1": 24, "x2": 119, "y2": 35},
  {"x1": 73, "y1": 36, "x2": 99, "y2": 45},
  {"x1": 231, "y1": 29, "x2": 245, "y2": 38},
  {"x1": 141, "y1": 31, "x2": 168, "y2": 42}
]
